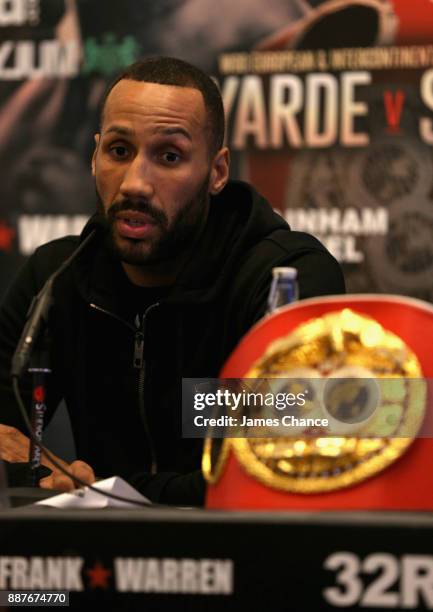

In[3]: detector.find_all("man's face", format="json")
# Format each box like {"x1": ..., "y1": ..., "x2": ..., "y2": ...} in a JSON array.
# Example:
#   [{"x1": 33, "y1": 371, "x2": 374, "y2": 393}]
[{"x1": 92, "y1": 79, "x2": 228, "y2": 266}]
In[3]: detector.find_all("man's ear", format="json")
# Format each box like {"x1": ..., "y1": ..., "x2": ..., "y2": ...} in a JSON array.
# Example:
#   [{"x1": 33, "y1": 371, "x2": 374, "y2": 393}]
[
  {"x1": 91, "y1": 133, "x2": 100, "y2": 177},
  {"x1": 209, "y1": 147, "x2": 230, "y2": 195}
]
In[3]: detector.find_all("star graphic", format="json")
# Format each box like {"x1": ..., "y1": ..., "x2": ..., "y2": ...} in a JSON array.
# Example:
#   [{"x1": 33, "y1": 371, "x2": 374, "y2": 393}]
[
  {"x1": 0, "y1": 221, "x2": 15, "y2": 252},
  {"x1": 86, "y1": 561, "x2": 112, "y2": 589}
]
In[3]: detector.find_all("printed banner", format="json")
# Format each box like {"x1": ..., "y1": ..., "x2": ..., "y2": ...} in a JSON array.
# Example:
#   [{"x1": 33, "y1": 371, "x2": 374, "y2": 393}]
[{"x1": 1, "y1": 0, "x2": 433, "y2": 300}]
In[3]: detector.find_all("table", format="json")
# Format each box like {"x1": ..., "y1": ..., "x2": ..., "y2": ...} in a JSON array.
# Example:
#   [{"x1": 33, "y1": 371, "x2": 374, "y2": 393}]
[{"x1": 0, "y1": 494, "x2": 432, "y2": 611}]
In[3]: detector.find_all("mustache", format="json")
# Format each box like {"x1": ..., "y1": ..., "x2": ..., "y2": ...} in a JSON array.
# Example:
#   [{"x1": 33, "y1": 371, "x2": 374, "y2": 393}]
[{"x1": 106, "y1": 199, "x2": 168, "y2": 228}]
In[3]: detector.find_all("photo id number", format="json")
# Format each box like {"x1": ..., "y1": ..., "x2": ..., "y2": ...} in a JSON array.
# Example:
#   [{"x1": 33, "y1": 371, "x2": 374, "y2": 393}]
[{"x1": 0, "y1": 590, "x2": 69, "y2": 606}]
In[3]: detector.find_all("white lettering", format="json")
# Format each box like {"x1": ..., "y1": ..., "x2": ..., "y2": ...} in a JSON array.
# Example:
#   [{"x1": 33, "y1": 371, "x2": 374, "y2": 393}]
[
  {"x1": 285, "y1": 207, "x2": 388, "y2": 236},
  {"x1": 143, "y1": 559, "x2": 160, "y2": 592},
  {"x1": 29, "y1": 557, "x2": 45, "y2": 590},
  {"x1": 65, "y1": 558, "x2": 83, "y2": 591},
  {"x1": 0, "y1": 40, "x2": 79, "y2": 80},
  {"x1": 180, "y1": 559, "x2": 198, "y2": 593},
  {"x1": 11, "y1": 557, "x2": 27, "y2": 589},
  {"x1": 161, "y1": 559, "x2": 179, "y2": 593},
  {"x1": 213, "y1": 560, "x2": 233, "y2": 594},
  {"x1": 114, "y1": 558, "x2": 233, "y2": 594},
  {"x1": 401, "y1": 555, "x2": 433, "y2": 608},
  {"x1": 420, "y1": 69, "x2": 433, "y2": 144},
  {"x1": 233, "y1": 76, "x2": 267, "y2": 149},
  {"x1": 0, "y1": 0, "x2": 26, "y2": 26},
  {"x1": 18, "y1": 215, "x2": 89, "y2": 255},
  {"x1": 46, "y1": 557, "x2": 63, "y2": 590},
  {"x1": 219, "y1": 76, "x2": 240, "y2": 128},
  {"x1": 222, "y1": 71, "x2": 371, "y2": 149},
  {"x1": 199, "y1": 560, "x2": 215, "y2": 594},
  {"x1": 269, "y1": 75, "x2": 303, "y2": 148},
  {"x1": 341, "y1": 72, "x2": 370, "y2": 146},
  {"x1": 323, "y1": 553, "x2": 433, "y2": 608},
  {"x1": 115, "y1": 558, "x2": 143, "y2": 592},
  {"x1": 0, "y1": 557, "x2": 12, "y2": 589},
  {"x1": 322, "y1": 235, "x2": 364, "y2": 263},
  {"x1": 305, "y1": 73, "x2": 338, "y2": 147},
  {"x1": 0, "y1": 557, "x2": 83, "y2": 591}
]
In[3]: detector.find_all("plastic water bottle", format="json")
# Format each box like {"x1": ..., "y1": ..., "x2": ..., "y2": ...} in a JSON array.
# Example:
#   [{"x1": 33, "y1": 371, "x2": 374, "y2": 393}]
[{"x1": 266, "y1": 267, "x2": 299, "y2": 314}]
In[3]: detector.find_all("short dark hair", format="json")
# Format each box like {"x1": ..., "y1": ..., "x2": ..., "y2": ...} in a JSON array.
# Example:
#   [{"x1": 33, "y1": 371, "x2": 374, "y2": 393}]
[{"x1": 100, "y1": 56, "x2": 225, "y2": 156}]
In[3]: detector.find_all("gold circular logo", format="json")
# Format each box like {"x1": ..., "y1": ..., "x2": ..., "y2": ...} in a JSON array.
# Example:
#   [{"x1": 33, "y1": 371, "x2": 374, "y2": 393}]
[{"x1": 204, "y1": 309, "x2": 426, "y2": 493}]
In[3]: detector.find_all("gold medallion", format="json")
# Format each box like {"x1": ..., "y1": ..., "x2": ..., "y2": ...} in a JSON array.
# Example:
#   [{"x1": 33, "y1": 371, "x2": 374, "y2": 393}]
[{"x1": 229, "y1": 309, "x2": 426, "y2": 493}]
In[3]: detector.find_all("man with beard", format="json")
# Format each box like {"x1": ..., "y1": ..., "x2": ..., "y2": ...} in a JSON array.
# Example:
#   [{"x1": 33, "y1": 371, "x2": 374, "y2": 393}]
[{"x1": 0, "y1": 57, "x2": 344, "y2": 505}]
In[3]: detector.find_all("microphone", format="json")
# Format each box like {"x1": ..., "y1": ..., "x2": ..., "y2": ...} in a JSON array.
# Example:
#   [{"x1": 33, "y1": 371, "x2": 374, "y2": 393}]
[{"x1": 11, "y1": 215, "x2": 106, "y2": 378}]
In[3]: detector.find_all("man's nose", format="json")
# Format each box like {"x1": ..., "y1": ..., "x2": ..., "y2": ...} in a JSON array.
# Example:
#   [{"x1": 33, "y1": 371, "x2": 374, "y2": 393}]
[{"x1": 119, "y1": 156, "x2": 154, "y2": 200}]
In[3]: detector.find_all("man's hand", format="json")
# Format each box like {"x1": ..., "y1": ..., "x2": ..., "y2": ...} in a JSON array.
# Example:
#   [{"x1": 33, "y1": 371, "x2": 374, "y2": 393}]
[
  {"x1": 0, "y1": 424, "x2": 96, "y2": 491},
  {"x1": 0, "y1": 424, "x2": 69, "y2": 472},
  {"x1": 0, "y1": 424, "x2": 32, "y2": 463},
  {"x1": 39, "y1": 460, "x2": 96, "y2": 491}
]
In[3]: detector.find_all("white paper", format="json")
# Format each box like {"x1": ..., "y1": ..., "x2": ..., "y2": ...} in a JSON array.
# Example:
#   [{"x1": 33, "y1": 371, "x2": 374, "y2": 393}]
[{"x1": 35, "y1": 476, "x2": 151, "y2": 508}]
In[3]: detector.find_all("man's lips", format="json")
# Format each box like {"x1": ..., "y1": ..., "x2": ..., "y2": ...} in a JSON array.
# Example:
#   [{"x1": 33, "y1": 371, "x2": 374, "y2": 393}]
[{"x1": 114, "y1": 210, "x2": 158, "y2": 240}]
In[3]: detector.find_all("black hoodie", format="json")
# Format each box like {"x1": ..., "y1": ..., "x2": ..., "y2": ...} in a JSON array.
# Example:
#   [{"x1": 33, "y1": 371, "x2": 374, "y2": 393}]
[{"x1": 0, "y1": 181, "x2": 345, "y2": 505}]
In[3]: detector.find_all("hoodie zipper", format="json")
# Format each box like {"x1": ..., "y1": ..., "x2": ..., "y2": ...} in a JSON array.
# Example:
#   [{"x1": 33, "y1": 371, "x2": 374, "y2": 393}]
[
  {"x1": 89, "y1": 301, "x2": 159, "y2": 474},
  {"x1": 89, "y1": 303, "x2": 136, "y2": 332},
  {"x1": 134, "y1": 303, "x2": 159, "y2": 475}
]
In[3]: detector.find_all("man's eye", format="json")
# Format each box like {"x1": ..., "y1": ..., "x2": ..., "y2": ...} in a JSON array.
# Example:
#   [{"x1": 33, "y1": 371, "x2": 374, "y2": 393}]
[
  {"x1": 162, "y1": 151, "x2": 180, "y2": 163},
  {"x1": 110, "y1": 145, "x2": 129, "y2": 158}
]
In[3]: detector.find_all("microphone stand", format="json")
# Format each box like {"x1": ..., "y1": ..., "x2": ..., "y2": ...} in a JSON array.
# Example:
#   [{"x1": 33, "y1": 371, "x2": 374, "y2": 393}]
[
  {"x1": 11, "y1": 228, "x2": 98, "y2": 486},
  {"x1": 27, "y1": 327, "x2": 51, "y2": 486}
]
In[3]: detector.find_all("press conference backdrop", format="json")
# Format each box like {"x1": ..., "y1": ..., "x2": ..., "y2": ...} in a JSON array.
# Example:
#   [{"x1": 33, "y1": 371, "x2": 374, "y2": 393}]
[{"x1": 1, "y1": 0, "x2": 433, "y2": 300}]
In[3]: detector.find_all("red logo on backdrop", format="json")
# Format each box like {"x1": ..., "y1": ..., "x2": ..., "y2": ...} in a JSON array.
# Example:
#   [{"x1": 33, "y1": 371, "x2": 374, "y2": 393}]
[
  {"x1": 33, "y1": 386, "x2": 45, "y2": 403},
  {"x1": 0, "y1": 221, "x2": 15, "y2": 252},
  {"x1": 384, "y1": 89, "x2": 406, "y2": 134}
]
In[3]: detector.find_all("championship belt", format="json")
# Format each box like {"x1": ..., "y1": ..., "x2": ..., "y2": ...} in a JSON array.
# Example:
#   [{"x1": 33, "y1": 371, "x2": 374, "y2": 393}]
[{"x1": 204, "y1": 295, "x2": 433, "y2": 509}]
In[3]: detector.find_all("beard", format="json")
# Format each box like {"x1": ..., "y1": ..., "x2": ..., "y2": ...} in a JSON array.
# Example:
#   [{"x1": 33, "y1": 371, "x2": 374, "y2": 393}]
[{"x1": 96, "y1": 174, "x2": 210, "y2": 266}]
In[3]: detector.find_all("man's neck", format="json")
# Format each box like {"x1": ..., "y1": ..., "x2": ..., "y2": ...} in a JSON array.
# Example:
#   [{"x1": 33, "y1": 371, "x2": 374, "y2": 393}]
[{"x1": 121, "y1": 261, "x2": 178, "y2": 287}]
